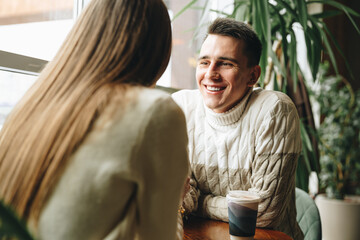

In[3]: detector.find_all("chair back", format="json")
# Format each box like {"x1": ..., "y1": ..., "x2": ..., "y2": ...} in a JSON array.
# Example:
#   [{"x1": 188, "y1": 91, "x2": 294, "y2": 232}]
[{"x1": 296, "y1": 187, "x2": 322, "y2": 240}]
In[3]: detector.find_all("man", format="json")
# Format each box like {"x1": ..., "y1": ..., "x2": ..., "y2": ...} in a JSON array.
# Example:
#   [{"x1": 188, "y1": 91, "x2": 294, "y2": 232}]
[{"x1": 172, "y1": 18, "x2": 304, "y2": 240}]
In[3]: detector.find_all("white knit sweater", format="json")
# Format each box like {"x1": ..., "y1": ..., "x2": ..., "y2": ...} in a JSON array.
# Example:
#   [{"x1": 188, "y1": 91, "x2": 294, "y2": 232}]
[
  {"x1": 36, "y1": 88, "x2": 189, "y2": 240},
  {"x1": 172, "y1": 87, "x2": 304, "y2": 240}
]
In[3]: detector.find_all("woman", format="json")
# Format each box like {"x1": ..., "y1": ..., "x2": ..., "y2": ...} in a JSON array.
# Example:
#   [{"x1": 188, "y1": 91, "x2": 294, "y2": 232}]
[{"x1": 0, "y1": 0, "x2": 189, "y2": 239}]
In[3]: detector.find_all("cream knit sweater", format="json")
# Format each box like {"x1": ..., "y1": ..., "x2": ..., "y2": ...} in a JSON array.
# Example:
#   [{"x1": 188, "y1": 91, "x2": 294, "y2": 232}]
[
  {"x1": 36, "y1": 88, "x2": 189, "y2": 240},
  {"x1": 172, "y1": 87, "x2": 304, "y2": 240}
]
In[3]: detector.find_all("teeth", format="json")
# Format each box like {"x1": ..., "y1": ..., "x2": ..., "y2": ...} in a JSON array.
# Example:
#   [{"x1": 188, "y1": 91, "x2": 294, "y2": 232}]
[{"x1": 207, "y1": 86, "x2": 222, "y2": 91}]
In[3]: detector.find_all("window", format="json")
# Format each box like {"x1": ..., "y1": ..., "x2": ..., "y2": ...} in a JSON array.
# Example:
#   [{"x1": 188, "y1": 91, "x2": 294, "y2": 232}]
[
  {"x1": 166, "y1": 0, "x2": 233, "y2": 89},
  {"x1": 0, "y1": 0, "x2": 207, "y2": 128},
  {"x1": 0, "y1": 0, "x2": 74, "y2": 60},
  {"x1": 0, "y1": 0, "x2": 77, "y2": 128}
]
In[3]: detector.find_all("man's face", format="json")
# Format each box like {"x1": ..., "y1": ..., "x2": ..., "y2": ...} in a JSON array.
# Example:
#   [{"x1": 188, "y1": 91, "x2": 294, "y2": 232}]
[{"x1": 196, "y1": 34, "x2": 259, "y2": 113}]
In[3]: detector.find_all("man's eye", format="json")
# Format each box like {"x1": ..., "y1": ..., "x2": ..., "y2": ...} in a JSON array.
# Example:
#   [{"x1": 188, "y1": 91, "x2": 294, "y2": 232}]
[
  {"x1": 221, "y1": 62, "x2": 233, "y2": 66},
  {"x1": 199, "y1": 61, "x2": 209, "y2": 66}
]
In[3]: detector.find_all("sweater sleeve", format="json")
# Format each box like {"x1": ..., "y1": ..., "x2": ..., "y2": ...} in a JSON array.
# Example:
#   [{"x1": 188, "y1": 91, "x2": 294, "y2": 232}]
[
  {"x1": 182, "y1": 172, "x2": 200, "y2": 214},
  {"x1": 249, "y1": 99, "x2": 301, "y2": 228},
  {"x1": 198, "y1": 194, "x2": 229, "y2": 221},
  {"x1": 136, "y1": 96, "x2": 189, "y2": 240}
]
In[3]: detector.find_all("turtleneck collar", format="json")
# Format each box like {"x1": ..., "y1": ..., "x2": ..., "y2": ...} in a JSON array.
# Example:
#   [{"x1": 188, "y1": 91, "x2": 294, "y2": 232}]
[{"x1": 204, "y1": 88, "x2": 253, "y2": 127}]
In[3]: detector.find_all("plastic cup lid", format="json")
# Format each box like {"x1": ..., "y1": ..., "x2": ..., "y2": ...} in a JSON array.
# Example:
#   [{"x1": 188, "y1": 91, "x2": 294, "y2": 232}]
[{"x1": 226, "y1": 190, "x2": 261, "y2": 203}]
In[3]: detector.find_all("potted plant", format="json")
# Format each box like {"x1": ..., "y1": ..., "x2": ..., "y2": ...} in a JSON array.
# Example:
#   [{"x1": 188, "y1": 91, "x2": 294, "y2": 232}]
[{"x1": 313, "y1": 63, "x2": 360, "y2": 240}]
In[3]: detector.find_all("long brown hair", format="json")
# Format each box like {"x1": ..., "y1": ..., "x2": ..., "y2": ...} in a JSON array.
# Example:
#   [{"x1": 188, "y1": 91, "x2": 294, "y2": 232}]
[{"x1": 0, "y1": 0, "x2": 171, "y2": 224}]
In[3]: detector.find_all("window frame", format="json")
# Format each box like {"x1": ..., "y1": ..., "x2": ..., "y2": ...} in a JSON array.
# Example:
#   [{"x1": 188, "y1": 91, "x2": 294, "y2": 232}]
[{"x1": 0, "y1": 0, "x2": 86, "y2": 75}]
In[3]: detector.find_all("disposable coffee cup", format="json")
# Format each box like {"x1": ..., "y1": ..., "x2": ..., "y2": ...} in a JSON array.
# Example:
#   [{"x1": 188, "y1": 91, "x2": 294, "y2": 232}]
[{"x1": 226, "y1": 190, "x2": 261, "y2": 240}]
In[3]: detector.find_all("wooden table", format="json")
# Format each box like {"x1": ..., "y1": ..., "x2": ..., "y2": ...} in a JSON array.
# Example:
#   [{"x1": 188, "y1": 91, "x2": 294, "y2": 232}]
[{"x1": 183, "y1": 216, "x2": 292, "y2": 240}]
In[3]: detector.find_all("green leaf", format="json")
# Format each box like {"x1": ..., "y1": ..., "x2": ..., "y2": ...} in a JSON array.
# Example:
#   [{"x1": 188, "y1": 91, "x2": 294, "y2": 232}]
[
  {"x1": 307, "y1": 16, "x2": 340, "y2": 76},
  {"x1": 320, "y1": 27, "x2": 339, "y2": 75},
  {"x1": 303, "y1": 18, "x2": 322, "y2": 81},
  {"x1": 233, "y1": 1, "x2": 249, "y2": 22},
  {"x1": 295, "y1": 0, "x2": 308, "y2": 31},
  {"x1": 276, "y1": 0, "x2": 299, "y2": 20},
  {"x1": 209, "y1": 9, "x2": 232, "y2": 18},
  {"x1": 300, "y1": 121, "x2": 314, "y2": 176},
  {"x1": 258, "y1": 37, "x2": 267, "y2": 87},
  {"x1": 343, "y1": 9, "x2": 360, "y2": 35},
  {"x1": 301, "y1": 120, "x2": 314, "y2": 152},
  {"x1": 269, "y1": 50, "x2": 287, "y2": 80},
  {"x1": 273, "y1": 72, "x2": 279, "y2": 91},
  {"x1": 252, "y1": 1, "x2": 262, "y2": 35},
  {"x1": 172, "y1": 0, "x2": 198, "y2": 22},
  {"x1": 303, "y1": 31, "x2": 313, "y2": 82},
  {"x1": 0, "y1": 201, "x2": 34, "y2": 240},
  {"x1": 265, "y1": 4, "x2": 272, "y2": 51},
  {"x1": 310, "y1": 38, "x2": 322, "y2": 81},
  {"x1": 272, "y1": 6, "x2": 289, "y2": 69},
  {"x1": 302, "y1": 147, "x2": 312, "y2": 175},
  {"x1": 191, "y1": 0, "x2": 214, "y2": 41},
  {"x1": 311, "y1": 10, "x2": 342, "y2": 19},
  {"x1": 255, "y1": 0, "x2": 272, "y2": 85},
  {"x1": 289, "y1": 31, "x2": 298, "y2": 90},
  {"x1": 296, "y1": 155, "x2": 310, "y2": 192},
  {"x1": 257, "y1": 0, "x2": 271, "y2": 42}
]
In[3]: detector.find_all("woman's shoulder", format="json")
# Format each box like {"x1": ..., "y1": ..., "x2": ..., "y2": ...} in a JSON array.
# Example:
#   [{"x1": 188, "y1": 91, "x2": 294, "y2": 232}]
[
  {"x1": 137, "y1": 87, "x2": 184, "y2": 115},
  {"x1": 107, "y1": 86, "x2": 184, "y2": 126},
  {"x1": 139, "y1": 87, "x2": 174, "y2": 103}
]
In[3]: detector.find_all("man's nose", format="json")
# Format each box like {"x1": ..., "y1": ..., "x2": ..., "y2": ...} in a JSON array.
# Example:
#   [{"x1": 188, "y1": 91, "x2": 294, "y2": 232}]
[{"x1": 204, "y1": 63, "x2": 220, "y2": 79}]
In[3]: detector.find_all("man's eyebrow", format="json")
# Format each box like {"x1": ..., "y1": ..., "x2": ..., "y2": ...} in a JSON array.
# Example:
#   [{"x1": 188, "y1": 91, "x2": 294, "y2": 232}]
[
  {"x1": 218, "y1": 56, "x2": 239, "y2": 64},
  {"x1": 197, "y1": 55, "x2": 239, "y2": 64},
  {"x1": 198, "y1": 55, "x2": 209, "y2": 60}
]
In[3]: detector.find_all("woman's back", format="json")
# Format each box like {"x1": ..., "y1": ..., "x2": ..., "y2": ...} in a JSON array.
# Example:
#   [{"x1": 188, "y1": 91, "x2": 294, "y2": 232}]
[{"x1": 37, "y1": 87, "x2": 188, "y2": 240}]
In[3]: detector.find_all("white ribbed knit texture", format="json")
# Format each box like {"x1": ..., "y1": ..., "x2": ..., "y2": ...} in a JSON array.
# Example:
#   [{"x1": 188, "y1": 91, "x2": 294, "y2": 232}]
[{"x1": 173, "y1": 88, "x2": 304, "y2": 240}]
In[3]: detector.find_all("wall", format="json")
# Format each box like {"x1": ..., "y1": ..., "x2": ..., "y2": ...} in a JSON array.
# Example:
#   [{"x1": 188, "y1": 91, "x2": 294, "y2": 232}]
[{"x1": 324, "y1": 0, "x2": 360, "y2": 90}]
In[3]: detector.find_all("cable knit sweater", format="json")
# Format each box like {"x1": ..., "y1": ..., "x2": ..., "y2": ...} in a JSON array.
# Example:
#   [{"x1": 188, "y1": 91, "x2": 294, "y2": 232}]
[
  {"x1": 36, "y1": 88, "x2": 189, "y2": 240},
  {"x1": 172, "y1": 87, "x2": 304, "y2": 240}
]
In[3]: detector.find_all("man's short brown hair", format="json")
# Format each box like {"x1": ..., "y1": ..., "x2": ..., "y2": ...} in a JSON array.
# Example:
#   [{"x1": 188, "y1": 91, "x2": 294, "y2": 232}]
[{"x1": 207, "y1": 18, "x2": 262, "y2": 67}]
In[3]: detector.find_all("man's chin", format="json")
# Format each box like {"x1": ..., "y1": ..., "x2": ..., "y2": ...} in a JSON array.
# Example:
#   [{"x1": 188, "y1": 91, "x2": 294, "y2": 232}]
[{"x1": 203, "y1": 101, "x2": 223, "y2": 113}]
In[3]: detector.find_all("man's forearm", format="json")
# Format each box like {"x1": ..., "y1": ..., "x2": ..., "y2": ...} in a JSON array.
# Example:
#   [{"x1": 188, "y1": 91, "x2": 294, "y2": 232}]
[{"x1": 198, "y1": 194, "x2": 228, "y2": 222}]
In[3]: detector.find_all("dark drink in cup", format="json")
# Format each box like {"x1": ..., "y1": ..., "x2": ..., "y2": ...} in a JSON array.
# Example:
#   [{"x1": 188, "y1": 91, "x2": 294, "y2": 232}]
[{"x1": 226, "y1": 191, "x2": 261, "y2": 240}]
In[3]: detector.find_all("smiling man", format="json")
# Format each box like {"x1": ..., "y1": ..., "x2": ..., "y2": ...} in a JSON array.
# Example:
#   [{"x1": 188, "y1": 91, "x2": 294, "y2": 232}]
[{"x1": 172, "y1": 18, "x2": 304, "y2": 240}]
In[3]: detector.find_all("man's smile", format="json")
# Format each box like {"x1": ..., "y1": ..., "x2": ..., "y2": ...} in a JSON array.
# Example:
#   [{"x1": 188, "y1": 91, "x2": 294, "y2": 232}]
[{"x1": 205, "y1": 85, "x2": 226, "y2": 92}]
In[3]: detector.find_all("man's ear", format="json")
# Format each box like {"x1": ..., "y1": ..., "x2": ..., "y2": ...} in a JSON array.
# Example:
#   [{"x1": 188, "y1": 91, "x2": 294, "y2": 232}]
[{"x1": 247, "y1": 65, "x2": 261, "y2": 87}]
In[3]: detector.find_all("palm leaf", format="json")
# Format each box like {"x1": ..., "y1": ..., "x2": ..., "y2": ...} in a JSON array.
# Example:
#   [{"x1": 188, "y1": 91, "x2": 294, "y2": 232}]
[
  {"x1": 343, "y1": 9, "x2": 360, "y2": 35},
  {"x1": 295, "y1": 0, "x2": 308, "y2": 31},
  {"x1": 322, "y1": 33, "x2": 339, "y2": 75},
  {"x1": 289, "y1": 30, "x2": 298, "y2": 90},
  {"x1": 172, "y1": 0, "x2": 198, "y2": 22},
  {"x1": 311, "y1": 10, "x2": 342, "y2": 19},
  {"x1": 0, "y1": 201, "x2": 34, "y2": 240},
  {"x1": 276, "y1": 0, "x2": 299, "y2": 20},
  {"x1": 272, "y1": 5, "x2": 289, "y2": 69},
  {"x1": 233, "y1": 0, "x2": 249, "y2": 21}
]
